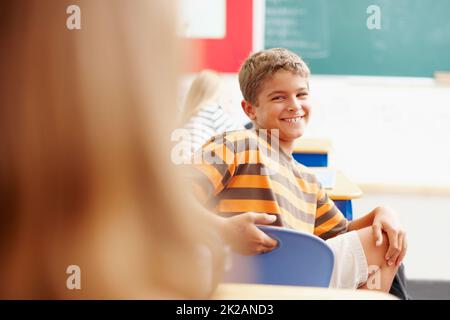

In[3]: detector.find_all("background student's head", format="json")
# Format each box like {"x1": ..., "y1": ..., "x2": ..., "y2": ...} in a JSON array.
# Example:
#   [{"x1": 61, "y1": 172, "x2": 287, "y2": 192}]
[
  {"x1": 239, "y1": 48, "x2": 312, "y2": 144},
  {"x1": 181, "y1": 70, "x2": 224, "y2": 124},
  {"x1": 0, "y1": 0, "x2": 223, "y2": 299}
]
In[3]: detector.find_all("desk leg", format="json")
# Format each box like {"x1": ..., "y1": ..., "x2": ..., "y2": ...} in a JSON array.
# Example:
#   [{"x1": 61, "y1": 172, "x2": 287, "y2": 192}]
[{"x1": 334, "y1": 200, "x2": 353, "y2": 220}]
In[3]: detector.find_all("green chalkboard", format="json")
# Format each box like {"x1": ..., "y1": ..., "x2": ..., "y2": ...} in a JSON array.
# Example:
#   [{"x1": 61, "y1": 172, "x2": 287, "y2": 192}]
[{"x1": 264, "y1": 0, "x2": 450, "y2": 77}]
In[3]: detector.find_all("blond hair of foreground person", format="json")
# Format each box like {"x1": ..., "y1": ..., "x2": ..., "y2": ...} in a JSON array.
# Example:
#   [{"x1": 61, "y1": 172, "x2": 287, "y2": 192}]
[{"x1": 0, "y1": 0, "x2": 226, "y2": 299}]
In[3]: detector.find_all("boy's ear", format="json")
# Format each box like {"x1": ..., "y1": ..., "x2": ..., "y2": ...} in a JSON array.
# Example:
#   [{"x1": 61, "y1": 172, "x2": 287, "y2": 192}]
[{"x1": 241, "y1": 100, "x2": 256, "y2": 120}]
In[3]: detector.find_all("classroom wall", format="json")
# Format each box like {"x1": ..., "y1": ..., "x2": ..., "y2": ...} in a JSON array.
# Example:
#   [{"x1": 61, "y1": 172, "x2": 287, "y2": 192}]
[{"x1": 303, "y1": 76, "x2": 450, "y2": 189}]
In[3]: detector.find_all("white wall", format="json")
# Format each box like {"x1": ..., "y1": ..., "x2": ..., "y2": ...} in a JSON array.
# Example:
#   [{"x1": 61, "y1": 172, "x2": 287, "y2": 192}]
[
  {"x1": 307, "y1": 75, "x2": 450, "y2": 188},
  {"x1": 353, "y1": 193, "x2": 450, "y2": 281}
]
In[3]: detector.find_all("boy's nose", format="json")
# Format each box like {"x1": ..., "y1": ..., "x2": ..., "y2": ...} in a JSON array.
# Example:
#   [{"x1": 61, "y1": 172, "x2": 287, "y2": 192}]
[{"x1": 287, "y1": 100, "x2": 302, "y2": 112}]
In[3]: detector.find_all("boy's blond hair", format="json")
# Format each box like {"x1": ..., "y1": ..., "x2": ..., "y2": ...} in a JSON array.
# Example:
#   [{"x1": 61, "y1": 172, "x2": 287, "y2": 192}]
[{"x1": 238, "y1": 48, "x2": 310, "y2": 105}]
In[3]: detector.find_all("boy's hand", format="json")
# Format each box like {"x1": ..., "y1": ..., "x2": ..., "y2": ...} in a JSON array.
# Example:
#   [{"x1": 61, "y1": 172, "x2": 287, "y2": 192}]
[
  {"x1": 220, "y1": 212, "x2": 278, "y2": 256},
  {"x1": 372, "y1": 206, "x2": 407, "y2": 267}
]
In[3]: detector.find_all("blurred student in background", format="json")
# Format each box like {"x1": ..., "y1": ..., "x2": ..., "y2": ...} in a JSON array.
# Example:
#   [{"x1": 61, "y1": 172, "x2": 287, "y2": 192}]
[
  {"x1": 0, "y1": 0, "x2": 228, "y2": 299},
  {"x1": 180, "y1": 70, "x2": 243, "y2": 154}
]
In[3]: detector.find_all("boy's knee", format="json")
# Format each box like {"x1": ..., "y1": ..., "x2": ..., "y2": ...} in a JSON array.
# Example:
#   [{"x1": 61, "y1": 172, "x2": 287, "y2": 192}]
[{"x1": 357, "y1": 227, "x2": 389, "y2": 266}]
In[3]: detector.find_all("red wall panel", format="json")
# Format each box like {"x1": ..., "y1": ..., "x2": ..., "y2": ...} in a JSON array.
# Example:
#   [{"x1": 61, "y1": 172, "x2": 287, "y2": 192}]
[{"x1": 186, "y1": 0, "x2": 253, "y2": 73}]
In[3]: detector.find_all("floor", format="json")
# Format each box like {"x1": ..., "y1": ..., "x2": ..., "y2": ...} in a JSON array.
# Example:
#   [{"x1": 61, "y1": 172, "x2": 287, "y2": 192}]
[{"x1": 406, "y1": 280, "x2": 450, "y2": 300}]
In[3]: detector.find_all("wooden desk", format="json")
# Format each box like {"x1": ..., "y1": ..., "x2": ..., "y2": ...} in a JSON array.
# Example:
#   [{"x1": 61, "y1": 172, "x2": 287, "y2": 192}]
[
  {"x1": 213, "y1": 283, "x2": 397, "y2": 300},
  {"x1": 292, "y1": 138, "x2": 332, "y2": 167},
  {"x1": 310, "y1": 167, "x2": 363, "y2": 220}
]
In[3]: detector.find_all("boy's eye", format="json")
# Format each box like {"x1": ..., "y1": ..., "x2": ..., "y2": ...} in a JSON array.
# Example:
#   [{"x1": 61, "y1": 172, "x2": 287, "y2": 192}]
[
  {"x1": 272, "y1": 96, "x2": 284, "y2": 101},
  {"x1": 297, "y1": 93, "x2": 308, "y2": 98}
]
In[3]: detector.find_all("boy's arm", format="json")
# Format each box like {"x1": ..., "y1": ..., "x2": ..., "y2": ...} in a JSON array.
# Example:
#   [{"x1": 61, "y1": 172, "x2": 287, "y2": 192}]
[
  {"x1": 312, "y1": 170, "x2": 407, "y2": 266},
  {"x1": 348, "y1": 206, "x2": 407, "y2": 267},
  {"x1": 347, "y1": 209, "x2": 376, "y2": 231}
]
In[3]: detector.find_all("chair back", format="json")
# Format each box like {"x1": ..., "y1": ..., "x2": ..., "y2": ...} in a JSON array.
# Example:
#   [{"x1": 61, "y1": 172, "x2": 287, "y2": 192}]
[{"x1": 223, "y1": 226, "x2": 335, "y2": 287}]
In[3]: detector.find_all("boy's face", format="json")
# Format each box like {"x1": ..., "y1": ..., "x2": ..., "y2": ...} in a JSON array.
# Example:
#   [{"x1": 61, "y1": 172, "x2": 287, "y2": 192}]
[{"x1": 242, "y1": 70, "x2": 311, "y2": 144}]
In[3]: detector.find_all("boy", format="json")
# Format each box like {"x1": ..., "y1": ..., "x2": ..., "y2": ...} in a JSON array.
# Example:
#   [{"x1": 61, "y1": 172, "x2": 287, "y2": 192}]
[{"x1": 189, "y1": 48, "x2": 407, "y2": 291}]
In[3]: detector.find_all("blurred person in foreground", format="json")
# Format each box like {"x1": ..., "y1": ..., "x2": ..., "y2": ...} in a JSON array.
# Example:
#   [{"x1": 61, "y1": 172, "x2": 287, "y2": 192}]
[{"x1": 0, "y1": 0, "x2": 235, "y2": 299}]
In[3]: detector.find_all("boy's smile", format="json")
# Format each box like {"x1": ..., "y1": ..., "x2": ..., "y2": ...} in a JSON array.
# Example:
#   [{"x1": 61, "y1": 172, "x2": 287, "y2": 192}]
[{"x1": 242, "y1": 70, "x2": 311, "y2": 154}]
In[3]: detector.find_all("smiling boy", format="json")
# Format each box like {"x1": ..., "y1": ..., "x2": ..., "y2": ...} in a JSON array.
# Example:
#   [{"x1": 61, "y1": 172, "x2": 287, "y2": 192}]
[{"x1": 190, "y1": 48, "x2": 407, "y2": 292}]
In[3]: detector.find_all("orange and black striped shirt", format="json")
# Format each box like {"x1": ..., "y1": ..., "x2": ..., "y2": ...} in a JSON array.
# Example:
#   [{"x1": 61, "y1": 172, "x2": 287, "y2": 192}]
[{"x1": 189, "y1": 129, "x2": 348, "y2": 240}]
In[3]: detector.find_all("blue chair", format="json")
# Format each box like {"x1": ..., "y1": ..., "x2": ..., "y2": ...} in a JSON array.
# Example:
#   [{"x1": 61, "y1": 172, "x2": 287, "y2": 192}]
[{"x1": 223, "y1": 226, "x2": 335, "y2": 287}]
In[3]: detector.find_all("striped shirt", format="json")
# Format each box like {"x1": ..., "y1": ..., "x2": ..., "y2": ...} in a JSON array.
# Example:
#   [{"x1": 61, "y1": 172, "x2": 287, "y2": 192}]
[
  {"x1": 183, "y1": 103, "x2": 243, "y2": 154},
  {"x1": 189, "y1": 129, "x2": 349, "y2": 240}
]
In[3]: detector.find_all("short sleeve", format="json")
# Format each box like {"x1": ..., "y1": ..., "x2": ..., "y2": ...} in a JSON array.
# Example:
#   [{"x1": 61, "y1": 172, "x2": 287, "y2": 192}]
[
  {"x1": 187, "y1": 134, "x2": 237, "y2": 205},
  {"x1": 313, "y1": 183, "x2": 349, "y2": 240}
]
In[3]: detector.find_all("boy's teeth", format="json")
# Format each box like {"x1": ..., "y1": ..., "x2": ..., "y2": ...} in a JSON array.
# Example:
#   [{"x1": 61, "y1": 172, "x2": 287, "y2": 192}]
[{"x1": 284, "y1": 117, "x2": 301, "y2": 123}]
